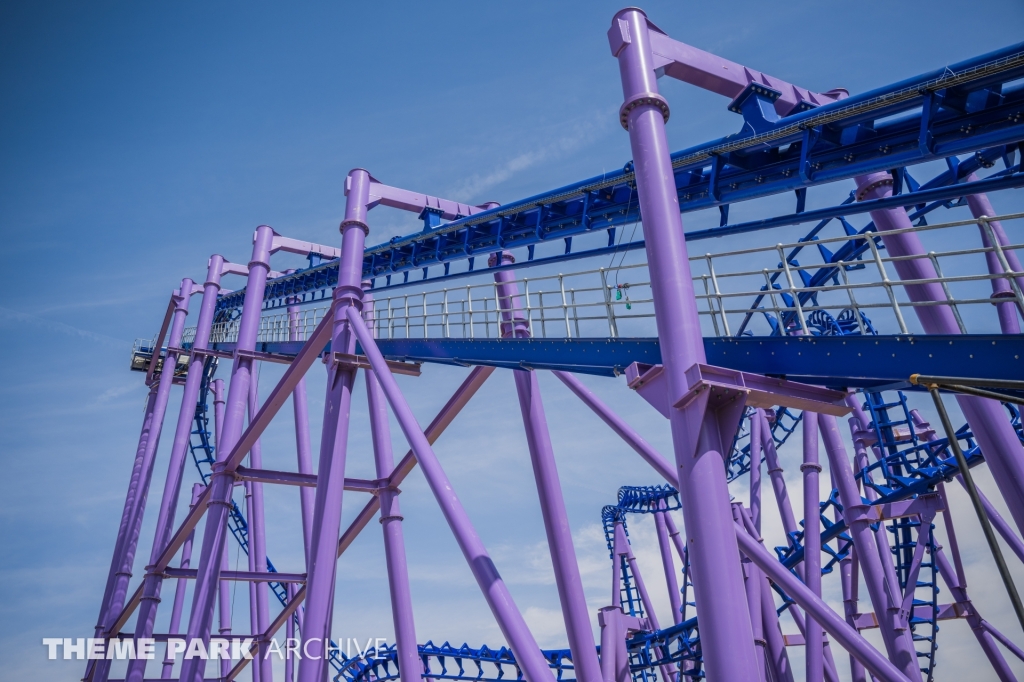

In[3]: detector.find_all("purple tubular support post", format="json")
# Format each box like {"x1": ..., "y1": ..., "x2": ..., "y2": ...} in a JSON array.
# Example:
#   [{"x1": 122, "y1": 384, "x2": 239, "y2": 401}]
[
  {"x1": 653, "y1": 501, "x2": 681, "y2": 625},
  {"x1": 492, "y1": 254, "x2": 603, "y2": 682},
  {"x1": 344, "y1": 303, "x2": 555, "y2": 682},
  {"x1": 965, "y1": 177, "x2": 1024, "y2": 308},
  {"x1": 248, "y1": 370, "x2": 274, "y2": 682},
  {"x1": 179, "y1": 224, "x2": 276, "y2": 682},
  {"x1": 802, "y1": 412, "x2": 824, "y2": 682},
  {"x1": 732, "y1": 504, "x2": 767, "y2": 682},
  {"x1": 288, "y1": 297, "x2": 316, "y2": 561},
  {"x1": 750, "y1": 411, "x2": 763, "y2": 533},
  {"x1": 212, "y1": 377, "x2": 234, "y2": 682},
  {"x1": 819, "y1": 413, "x2": 920, "y2": 680},
  {"x1": 965, "y1": 185, "x2": 1022, "y2": 333},
  {"x1": 933, "y1": 547, "x2": 1018, "y2": 682},
  {"x1": 161, "y1": 483, "x2": 204, "y2": 678},
  {"x1": 734, "y1": 519, "x2": 911, "y2": 682},
  {"x1": 363, "y1": 288, "x2": 421, "y2": 682},
  {"x1": 91, "y1": 386, "x2": 158, "y2": 647},
  {"x1": 94, "y1": 281, "x2": 192, "y2": 682},
  {"x1": 855, "y1": 172, "x2": 1024, "y2": 537},
  {"x1": 296, "y1": 169, "x2": 370, "y2": 682},
  {"x1": 128, "y1": 258, "x2": 225, "y2": 681}
]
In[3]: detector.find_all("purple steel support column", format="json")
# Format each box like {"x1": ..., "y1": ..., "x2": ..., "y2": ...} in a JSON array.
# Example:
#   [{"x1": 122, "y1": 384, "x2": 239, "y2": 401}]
[
  {"x1": 180, "y1": 225, "x2": 276, "y2": 682},
  {"x1": 245, "y1": 480, "x2": 261, "y2": 682},
  {"x1": 759, "y1": 410, "x2": 799, "y2": 548},
  {"x1": 492, "y1": 256, "x2": 603, "y2": 682},
  {"x1": 288, "y1": 298, "x2": 315, "y2": 559},
  {"x1": 218, "y1": 541, "x2": 233, "y2": 680},
  {"x1": 802, "y1": 413, "x2": 824, "y2": 682},
  {"x1": 128, "y1": 258, "x2": 226, "y2": 682},
  {"x1": 212, "y1": 377, "x2": 233, "y2": 681},
  {"x1": 92, "y1": 386, "x2": 159, "y2": 644},
  {"x1": 364, "y1": 290, "x2": 421, "y2": 682},
  {"x1": 213, "y1": 379, "x2": 225, "y2": 448},
  {"x1": 286, "y1": 585, "x2": 297, "y2": 682},
  {"x1": 856, "y1": 172, "x2": 1024, "y2": 536},
  {"x1": 819, "y1": 413, "x2": 920, "y2": 680},
  {"x1": 760, "y1": 571, "x2": 795, "y2": 682},
  {"x1": 94, "y1": 282, "x2": 191, "y2": 682},
  {"x1": 161, "y1": 483, "x2": 204, "y2": 679},
  {"x1": 933, "y1": 548, "x2": 1018, "y2": 682},
  {"x1": 610, "y1": 12, "x2": 758, "y2": 677},
  {"x1": 911, "y1": 409, "x2": 1024, "y2": 561},
  {"x1": 296, "y1": 170, "x2": 370, "y2": 682},
  {"x1": 965, "y1": 177, "x2": 1024, "y2": 318},
  {"x1": 345, "y1": 304, "x2": 555, "y2": 682},
  {"x1": 653, "y1": 502, "x2": 681, "y2": 625},
  {"x1": 248, "y1": 371, "x2": 274, "y2": 682},
  {"x1": 750, "y1": 411, "x2": 763, "y2": 533},
  {"x1": 732, "y1": 504, "x2": 767, "y2": 682}
]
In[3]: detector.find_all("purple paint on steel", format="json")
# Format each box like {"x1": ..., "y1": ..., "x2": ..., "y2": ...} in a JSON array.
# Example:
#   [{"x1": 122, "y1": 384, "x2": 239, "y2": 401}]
[
  {"x1": 750, "y1": 412, "x2": 763, "y2": 533},
  {"x1": 212, "y1": 377, "x2": 233, "y2": 682},
  {"x1": 91, "y1": 386, "x2": 158, "y2": 645},
  {"x1": 912, "y1": 409, "x2": 1024, "y2": 562},
  {"x1": 364, "y1": 289, "x2": 421, "y2": 682},
  {"x1": 733, "y1": 521, "x2": 911, "y2": 682},
  {"x1": 245, "y1": 479, "x2": 261, "y2": 682},
  {"x1": 760, "y1": 565, "x2": 795, "y2": 682},
  {"x1": 94, "y1": 281, "x2": 192, "y2": 682},
  {"x1": 128, "y1": 259, "x2": 225, "y2": 681},
  {"x1": 759, "y1": 410, "x2": 799, "y2": 549},
  {"x1": 344, "y1": 303, "x2": 555, "y2": 682},
  {"x1": 493, "y1": 256, "x2": 603, "y2": 682},
  {"x1": 297, "y1": 169, "x2": 370, "y2": 682},
  {"x1": 802, "y1": 412, "x2": 824, "y2": 682},
  {"x1": 179, "y1": 225, "x2": 276, "y2": 682},
  {"x1": 855, "y1": 172, "x2": 1024, "y2": 538},
  {"x1": 288, "y1": 299, "x2": 315, "y2": 560},
  {"x1": 161, "y1": 483, "x2": 205, "y2": 679},
  {"x1": 248, "y1": 372, "x2": 274, "y2": 682},
  {"x1": 933, "y1": 548, "x2": 1018, "y2": 681},
  {"x1": 964, "y1": 177, "x2": 1024, "y2": 296},
  {"x1": 552, "y1": 371, "x2": 675, "y2": 484},
  {"x1": 732, "y1": 505, "x2": 767, "y2": 682},
  {"x1": 964, "y1": 182, "x2": 1022, "y2": 333},
  {"x1": 653, "y1": 502, "x2": 681, "y2": 625},
  {"x1": 819, "y1": 413, "x2": 920, "y2": 680}
]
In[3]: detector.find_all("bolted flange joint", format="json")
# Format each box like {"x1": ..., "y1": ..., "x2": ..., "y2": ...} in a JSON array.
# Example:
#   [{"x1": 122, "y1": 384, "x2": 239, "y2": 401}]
[
  {"x1": 619, "y1": 91, "x2": 670, "y2": 130},
  {"x1": 340, "y1": 218, "x2": 370, "y2": 236},
  {"x1": 855, "y1": 176, "x2": 893, "y2": 202}
]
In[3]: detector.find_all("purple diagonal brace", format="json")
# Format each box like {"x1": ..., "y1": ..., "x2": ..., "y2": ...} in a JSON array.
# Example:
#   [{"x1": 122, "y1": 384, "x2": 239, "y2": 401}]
[
  {"x1": 363, "y1": 289, "x2": 421, "y2": 682},
  {"x1": 855, "y1": 172, "x2": 1024, "y2": 540},
  {"x1": 93, "y1": 281, "x2": 191, "y2": 682},
  {"x1": 491, "y1": 255, "x2": 603, "y2": 682},
  {"x1": 127, "y1": 257, "x2": 226, "y2": 682},
  {"x1": 345, "y1": 303, "x2": 555, "y2": 682},
  {"x1": 179, "y1": 225, "x2": 276, "y2": 682},
  {"x1": 296, "y1": 169, "x2": 371, "y2": 682}
]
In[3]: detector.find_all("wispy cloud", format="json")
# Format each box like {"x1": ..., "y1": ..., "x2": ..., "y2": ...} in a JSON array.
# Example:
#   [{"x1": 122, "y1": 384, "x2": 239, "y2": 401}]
[
  {"x1": 0, "y1": 305, "x2": 132, "y2": 349},
  {"x1": 447, "y1": 110, "x2": 615, "y2": 203}
]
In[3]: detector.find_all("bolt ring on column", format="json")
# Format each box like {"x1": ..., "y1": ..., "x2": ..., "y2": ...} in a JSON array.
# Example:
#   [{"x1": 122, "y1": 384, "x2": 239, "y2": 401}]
[{"x1": 619, "y1": 92, "x2": 671, "y2": 130}]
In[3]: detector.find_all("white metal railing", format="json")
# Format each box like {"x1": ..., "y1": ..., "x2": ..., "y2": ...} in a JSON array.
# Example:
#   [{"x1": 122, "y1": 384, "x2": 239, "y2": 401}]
[{"x1": 182, "y1": 211, "x2": 1024, "y2": 345}]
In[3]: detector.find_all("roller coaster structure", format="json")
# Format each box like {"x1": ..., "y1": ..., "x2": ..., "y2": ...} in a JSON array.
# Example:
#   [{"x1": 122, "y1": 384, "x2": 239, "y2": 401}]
[{"x1": 87, "y1": 8, "x2": 1024, "y2": 682}]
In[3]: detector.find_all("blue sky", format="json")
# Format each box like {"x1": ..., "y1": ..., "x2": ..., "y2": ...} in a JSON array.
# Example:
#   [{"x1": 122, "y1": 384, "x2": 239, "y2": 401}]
[{"x1": 3, "y1": 1, "x2": 1024, "y2": 680}]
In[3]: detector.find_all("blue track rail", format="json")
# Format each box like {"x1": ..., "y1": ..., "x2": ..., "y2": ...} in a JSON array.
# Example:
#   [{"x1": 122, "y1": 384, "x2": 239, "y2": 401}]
[{"x1": 211, "y1": 42, "x2": 1024, "y2": 313}]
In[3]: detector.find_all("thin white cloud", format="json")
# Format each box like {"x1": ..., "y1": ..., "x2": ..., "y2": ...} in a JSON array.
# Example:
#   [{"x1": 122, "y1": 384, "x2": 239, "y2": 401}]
[{"x1": 0, "y1": 305, "x2": 131, "y2": 349}]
